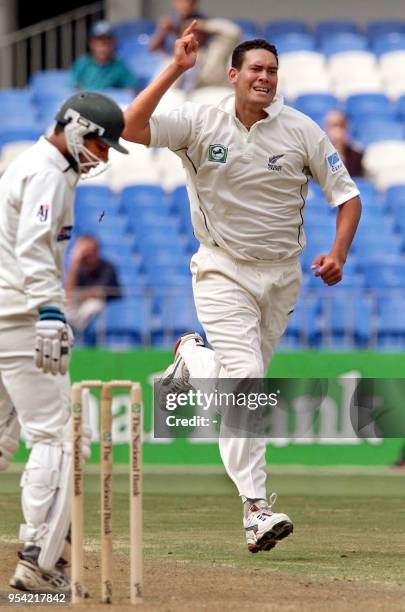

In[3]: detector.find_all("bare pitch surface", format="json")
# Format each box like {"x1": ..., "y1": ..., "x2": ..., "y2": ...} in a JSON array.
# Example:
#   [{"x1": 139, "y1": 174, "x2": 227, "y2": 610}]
[{"x1": 1, "y1": 470, "x2": 405, "y2": 611}]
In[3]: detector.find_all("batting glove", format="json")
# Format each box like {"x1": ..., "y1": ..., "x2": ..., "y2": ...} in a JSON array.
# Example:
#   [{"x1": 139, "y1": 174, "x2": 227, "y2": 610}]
[{"x1": 35, "y1": 306, "x2": 74, "y2": 376}]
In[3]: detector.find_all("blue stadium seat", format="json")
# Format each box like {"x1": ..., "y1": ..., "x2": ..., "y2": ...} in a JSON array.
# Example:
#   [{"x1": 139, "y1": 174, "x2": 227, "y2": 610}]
[
  {"x1": 366, "y1": 20, "x2": 405, "y2": 40},
  {"x1": 139, "y1": 241, "x2": 186, "y2": 264},
  {"x1": 112, "y1": 19, "x2": 155, "y2": 40},
  {"x1": 233, "y1": 18, "x2": 261, "y2": 40},
  {"x1": 99, "y1": 244, "x2": 136, "y2": 267},
  {"x1": 125, "y1": 52, "x2": 166, "y2": 89},
  {"x1": 294, "y1": 93, "x2": 339, "y2": 120},
  {"x1": 76, "y1": 209, "x2": 128, "y2": 235},
  {"x1": 356, "y1": 119, "x2": 405, "y2": 146},
  {"x1": 30, "y1": 70, "x2": 70, "y2": 96},
  {"x1": 264, "y1": 20, "x2": 309, "y2": 38},
  {"x1": 152, "y1": 291, "x2": 203, "y2": 346},
  {"x1": 395, "y1": 95, "x2": 405, "y2": 121},
  {"x1": 377, "y1": 298, "x2": 405, "y2": 349},
  {"x1": 364, "y1": 262, "x2": 405, "y2": 288},
  {"x1": 354, "y1": 178, "x2": 378, "y2": 200},
  {"x1": 282, "y1": 295, "x2": 320, "y2": 348},
  {"x1": 97, "y1": 88, "x2": 134, "y2": 106},
  {"x1": 0, "y1": 128, "x2": 42, "y2": 148},
  {"x1": 116, "y1": 38, "x2": 150, "y2": 60},
  {"x1": 272, "y1": 33, "x2": 315, "y2": 54},
  {"x1": 104, "y1": 297, "x2": 152, "y2": 346},
  {"x1": 76, "y1": 185, "x2": 114, "y2": 202},
  {"x1": 372, "y1": 33, "x2": 405, "y2": 56},
  {"x1": 120, "y1": 184, "x2": 167, "y2": 211},
  {"x1": 345, "y1": 93, "x2": 393, "y2": 119},
  {"x1": 321, "y1": 33, "x2": 368, "y2": 57},
  {"x1": 384, "y1": 185, "x2": 405, "y2": 210},
  {"x1": 326, "y1": 293, "x2": 372, "y2": 348},
  {"x1": 315, "y1": 20, "x2": 359, "y2": 42},
  {"x1": 0, "y1": 111, "x2": 38, "y2": 130},
  {"x1": 358, "y1": 240, "x2": 402, "y2": 260},
  {"x1": 0, "y1": 90, "x2": 36, "y2": 126}
]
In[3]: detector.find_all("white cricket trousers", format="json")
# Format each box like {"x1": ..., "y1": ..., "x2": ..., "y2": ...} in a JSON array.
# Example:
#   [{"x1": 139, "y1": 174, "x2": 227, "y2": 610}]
[
  {"x1": 182, "y1": 245, "x2": 301, "y2": 500},
  {"x1": 0, "y1": 317, "x2": 70, "y2": 445},
  {"x1": 0, "y1": 316, "x2": 72, "y2": 569}
]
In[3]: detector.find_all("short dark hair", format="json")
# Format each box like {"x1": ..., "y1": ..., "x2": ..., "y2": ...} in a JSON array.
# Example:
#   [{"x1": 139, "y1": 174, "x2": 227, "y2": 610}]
[{"x1": 231, "y1": 39, "x2": 278, "y2": 70}]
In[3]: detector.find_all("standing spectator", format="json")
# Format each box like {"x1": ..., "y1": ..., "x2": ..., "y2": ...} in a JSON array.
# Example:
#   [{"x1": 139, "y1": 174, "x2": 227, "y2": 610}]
[
  {"x1": 149, "y1": 0, "x2": 205, "y2": 53},
  {"x1": 178, "y1": 15, "x2": 241, "y2": 91},
  {"x1": 70, "y1": 20, "x2": 139, "y2": 91},
  {"x1": 123, "y1": 27, "x2": 361, "y2": 553},
  {"x1": 65, "y1": 235, "x2": 121, "y2": 334},
  {"x1": 325, "y1": 110, "x2": 364, "y2": 177}
]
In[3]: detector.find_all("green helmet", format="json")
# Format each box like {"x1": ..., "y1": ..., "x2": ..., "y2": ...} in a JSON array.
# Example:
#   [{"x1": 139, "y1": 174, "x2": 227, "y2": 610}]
[{"x1": 55, "y1": 91, "x2": 128, "y2": 154}]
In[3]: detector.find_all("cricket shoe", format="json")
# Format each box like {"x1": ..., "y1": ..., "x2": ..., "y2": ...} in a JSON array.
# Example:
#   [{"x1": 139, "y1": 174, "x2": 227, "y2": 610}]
[
  {"x1": 9, "y1": 559, "x2": 70, "y2": 594},
  {"x1": 244, "y1": 493, "x2": 293, "y2": 553},
  {"x1": 157, "y1": 331, "x2": 205, "y2": 411}
]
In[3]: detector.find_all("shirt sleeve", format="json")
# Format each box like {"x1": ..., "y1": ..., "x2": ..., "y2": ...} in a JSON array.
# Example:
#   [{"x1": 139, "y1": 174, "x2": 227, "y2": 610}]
[
  {"x1": 15, "y1": 169, "x2": 69, "y2": 312},
  {"x1": 308, "y1": 131, "x2": 360, "y2": 208},
  {"x1": 149, "y1": 102, "x2": 195, "y2": 151}
]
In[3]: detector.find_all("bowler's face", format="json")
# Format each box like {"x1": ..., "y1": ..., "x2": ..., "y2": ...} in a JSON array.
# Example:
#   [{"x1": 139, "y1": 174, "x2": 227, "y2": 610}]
[{"x1": 230, "y1": 49, "x2": 278, "y2": 108}]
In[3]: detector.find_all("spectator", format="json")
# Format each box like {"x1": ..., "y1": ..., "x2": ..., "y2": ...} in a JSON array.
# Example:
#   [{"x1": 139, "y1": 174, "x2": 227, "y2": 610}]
[
  {"x1": 70, "y1": 20, "x2": 139, "y2": 91},
  {"x1": 325, "y1": 110, "x2": 364, "y2": 178},
  {"x1": 65, "y1": 235, "x2": 121, "y2": 333},
  {"x1": 178, "y1": 15, "x2": 241, "y2": 91},
  {"x1": 149, "y1": 0, "x2": 205, "y2": 53}
]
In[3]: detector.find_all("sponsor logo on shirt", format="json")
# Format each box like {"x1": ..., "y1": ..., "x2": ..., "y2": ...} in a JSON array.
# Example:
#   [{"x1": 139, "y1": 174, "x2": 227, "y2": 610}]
[
  {"x1": 267, "y1": 154, "x2": 284, "y2": 171},
  {"x1": 208, "y1": 144, "x2": 228, "y2": 163},
  {"x1": 327, "y1": 151, "x2": 343, "y2": 174},
  {"x1": 57, "y1": 225, "x2": 73, "y2": 242},
  {"x1": 36, "y1": 204, "x2": 50, "y2": 223}
]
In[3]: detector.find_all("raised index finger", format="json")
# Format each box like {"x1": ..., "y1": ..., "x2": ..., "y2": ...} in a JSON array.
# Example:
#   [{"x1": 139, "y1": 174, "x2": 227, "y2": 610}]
[{"x1": 182, "y1": 19, "x2": 197, "y2": 37}]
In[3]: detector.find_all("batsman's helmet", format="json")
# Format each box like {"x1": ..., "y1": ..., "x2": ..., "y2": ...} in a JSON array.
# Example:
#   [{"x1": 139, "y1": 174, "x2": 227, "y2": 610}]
[{"x1": 55, "y1": 91, "x2": 128, "y2": 154}]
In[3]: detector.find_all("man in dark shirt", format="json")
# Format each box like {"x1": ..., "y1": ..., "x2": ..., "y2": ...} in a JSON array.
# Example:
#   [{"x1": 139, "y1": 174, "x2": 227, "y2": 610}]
[
  {"x1": 325, "y1": 110, "x2": 364, "y2": 178},
  {"x1": 65, "y1": 235, "x2": 121, "y2": 332}
]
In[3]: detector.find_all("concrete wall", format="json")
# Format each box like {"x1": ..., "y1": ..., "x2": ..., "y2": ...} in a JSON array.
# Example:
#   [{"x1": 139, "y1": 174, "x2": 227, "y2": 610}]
[{"x1": 143, "y1": 0, "x2": 405, "y2": 27}]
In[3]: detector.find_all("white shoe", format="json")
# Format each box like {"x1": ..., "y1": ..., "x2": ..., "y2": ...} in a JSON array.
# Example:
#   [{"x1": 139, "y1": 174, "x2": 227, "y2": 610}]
[
  {"x1": 244, "y1": 493, "x2": 293, "y2": 553},
  {"x1": 157, "y1": 331, "x2": 205, "y2": 411},
  {"x1": 10, "y1": 559, "x2": 70, "y2": 593}
]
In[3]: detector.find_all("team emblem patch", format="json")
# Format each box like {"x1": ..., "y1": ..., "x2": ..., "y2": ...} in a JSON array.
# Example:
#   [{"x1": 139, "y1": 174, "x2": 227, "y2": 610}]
[
  {"x1": 268, "y1": 154, "x2": 284, "y2": 171},
  {"x1": 327, "y1": 152, "x2": 343, "y2": 174},
  {"x1": 208, "y1": 144, "x2": 228, "y2": 163},
  {"x1": 36, "y1": 204, "x2": 50, "y2": 223}
]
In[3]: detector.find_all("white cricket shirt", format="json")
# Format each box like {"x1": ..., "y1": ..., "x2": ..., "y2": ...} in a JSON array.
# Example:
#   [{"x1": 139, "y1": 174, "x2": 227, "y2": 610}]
[
  {"x1": 0, "y1": 137, "x2": 78, "y2": 318},
  {"x1": 150, "y1": 94, "x2": 360, "y2": 261}
]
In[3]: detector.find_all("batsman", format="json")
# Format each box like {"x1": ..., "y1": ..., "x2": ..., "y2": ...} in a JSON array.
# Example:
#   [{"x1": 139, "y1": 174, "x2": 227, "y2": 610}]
[{"x1": 0, "y1": 92, "x2": 128, "y2": 591}]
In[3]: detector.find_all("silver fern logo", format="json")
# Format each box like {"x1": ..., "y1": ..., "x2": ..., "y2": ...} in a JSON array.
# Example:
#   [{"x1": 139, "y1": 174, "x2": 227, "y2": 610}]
[{"x1": 268, "y1": 154, "x2": 284, "y2": 171}]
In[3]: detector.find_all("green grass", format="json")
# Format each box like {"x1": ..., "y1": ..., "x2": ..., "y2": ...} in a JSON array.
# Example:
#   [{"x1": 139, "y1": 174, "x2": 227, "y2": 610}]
[{"x1": 1, "y1": 470, "x2": 405, "y2": 585}]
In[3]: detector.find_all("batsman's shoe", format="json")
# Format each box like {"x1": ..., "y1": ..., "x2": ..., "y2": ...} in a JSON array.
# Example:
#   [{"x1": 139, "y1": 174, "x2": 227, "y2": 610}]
[
  {"x1": 9, "y1": 559, "x2": 70, "y2": 593},
  {"x1": 157, "y1": 331, "x2": 205, "y2": 411},
  {"x1": 244, "y1": 493, "x2": 293, "y2": 553}
]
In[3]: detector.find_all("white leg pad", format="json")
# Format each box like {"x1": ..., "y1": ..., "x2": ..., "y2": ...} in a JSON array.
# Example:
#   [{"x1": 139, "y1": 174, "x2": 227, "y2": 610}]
[
  {"x1": 19, "y1": 443, "x2": 71, "y2": 572},
  {"x1": 0, "y1": 406, "x2": 20, "y2": 471}
]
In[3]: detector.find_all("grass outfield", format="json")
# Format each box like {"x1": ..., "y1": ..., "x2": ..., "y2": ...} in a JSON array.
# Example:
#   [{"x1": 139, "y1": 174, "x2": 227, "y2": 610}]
[{"x1": 1, "y1": 468, "x2": 405, "y2": 610}]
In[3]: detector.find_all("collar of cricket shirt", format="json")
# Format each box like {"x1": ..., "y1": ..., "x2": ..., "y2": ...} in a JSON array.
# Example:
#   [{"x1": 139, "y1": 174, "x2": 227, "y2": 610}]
[
  {"x1": 38, "y1": 136, "x2": 79, "y2": 187},
  {"x1": 217, "y1": 93, "x2": 284, "y2": 123}
]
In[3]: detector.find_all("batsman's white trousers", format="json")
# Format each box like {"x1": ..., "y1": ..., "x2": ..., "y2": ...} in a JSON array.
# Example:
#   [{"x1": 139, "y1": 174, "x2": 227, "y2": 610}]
[
  {"x1": 183, "y1": 245, "x2": 301, "y2": 500},
  {"x1": 0, "y1": 316, "x2": 71, "y2": 568},
  {"x1": 0, "y1": 317, "x2": 70, "y2": 445}
]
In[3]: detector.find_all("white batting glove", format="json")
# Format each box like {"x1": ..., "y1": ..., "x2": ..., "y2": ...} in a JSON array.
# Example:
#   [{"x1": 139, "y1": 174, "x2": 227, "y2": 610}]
[{"x1": 35, "y1": 307, "x2": 74, "y2": 375}]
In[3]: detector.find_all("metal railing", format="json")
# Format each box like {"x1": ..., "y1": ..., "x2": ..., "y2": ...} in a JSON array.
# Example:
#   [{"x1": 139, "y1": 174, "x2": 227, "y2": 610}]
[{"x1": 0, "y1": 2, "x2": 104, "y2": 89}]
